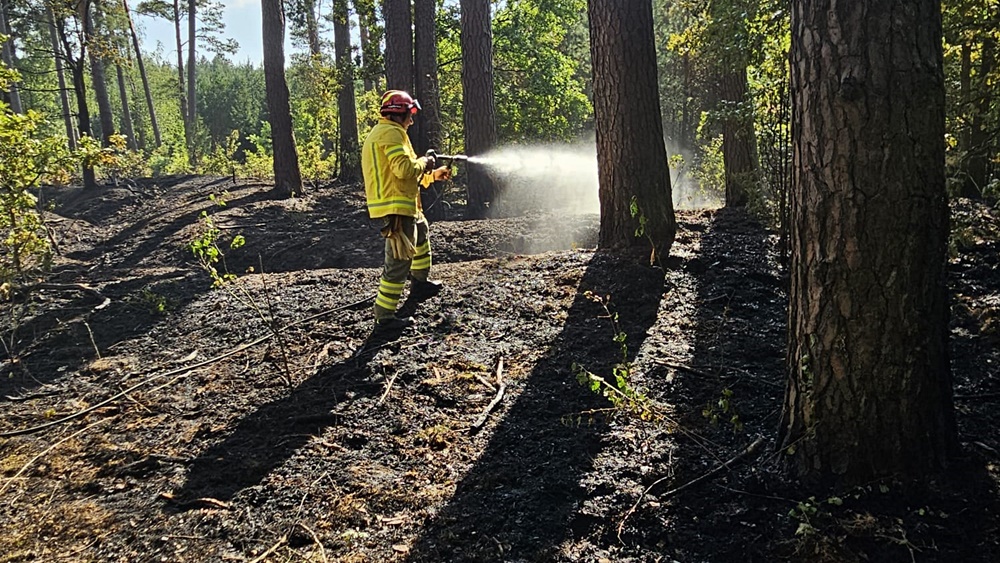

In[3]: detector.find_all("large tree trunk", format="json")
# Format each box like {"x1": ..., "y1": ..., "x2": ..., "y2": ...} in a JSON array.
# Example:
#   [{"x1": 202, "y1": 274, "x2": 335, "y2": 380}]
[
  {"x1": 333, "y1": 0, "x2": 360, "y2": 182},
  {"x1": 721, "y1": 66, "x2": 756, "y2": 208},
  {"x1": 0, "y1": 0, "x2": 22, "y2": 113},
  {"x1": 262, "y1": 0, "x2": 304, "y2": 198},
  {"x1": 588, "y1": 0, "x2": 676, "y2": 257},
  {"x1": 384, "y1": 0, "x2": 413, "y2": 92},
  {"x1": 780, "y1": 0, "x2": 956, "y2": 485},
  {"x1": 115, "y1": 61, "x2": 138, "y2": 151},
  {"x1": 414, "y1": 0, "x2": 442, "y2": 212},
  {"x1": 86, "y1": 1, "x2": 116, "y2": 145},
  {"x1": 48, "y1": 8, "x2": 77, "y2": 150},
  {"x1": 123, "y1": 0, "x2": 160, "y2": 147},
  {"x1": 460, "y1": 0, "x2": 498, "y2": 217},
  {"x1": 187, "y1": 0, "x2": 197, "y2": 165},
  {"x1": 173, "y1": 0, "x2": 190, "y2": 159}
]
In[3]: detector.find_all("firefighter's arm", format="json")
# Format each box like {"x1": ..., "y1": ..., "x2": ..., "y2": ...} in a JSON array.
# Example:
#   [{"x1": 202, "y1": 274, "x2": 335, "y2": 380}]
[{"x1": 383, "y1": 132, "x2": 427, "y2": 181}]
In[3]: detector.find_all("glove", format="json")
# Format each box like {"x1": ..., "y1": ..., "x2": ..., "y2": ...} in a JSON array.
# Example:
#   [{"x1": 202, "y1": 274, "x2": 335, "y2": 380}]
[
  {"x1": 423, "y1": 149, "x2": 437, "y2": 172},
  {"x1": 432, "y1": 166, "x2": 452, "y2": 181},
  {"x1": 381, "y1": 216, "x2": 416, "y2": 261}
]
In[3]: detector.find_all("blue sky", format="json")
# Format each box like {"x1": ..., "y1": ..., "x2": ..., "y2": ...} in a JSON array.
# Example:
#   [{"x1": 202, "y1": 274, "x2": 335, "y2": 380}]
[{"x1": 134, "y1": 0, "x2": 284, "y2": 65}]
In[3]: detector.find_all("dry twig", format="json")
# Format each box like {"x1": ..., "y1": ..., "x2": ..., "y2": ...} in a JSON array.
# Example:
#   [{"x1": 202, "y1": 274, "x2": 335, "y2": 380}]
[
  {"x1": 617, "y1": 435, "x2": 766, "y2": 543},
  {"x1": 470, "y1": 357, "x2": 506, "y2": 434}
]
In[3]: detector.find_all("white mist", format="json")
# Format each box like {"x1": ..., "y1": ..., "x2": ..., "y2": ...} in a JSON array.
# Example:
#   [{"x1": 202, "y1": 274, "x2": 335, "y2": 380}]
[{"x1": 470, "y1": 141, "x2": 721, "y2": 216}]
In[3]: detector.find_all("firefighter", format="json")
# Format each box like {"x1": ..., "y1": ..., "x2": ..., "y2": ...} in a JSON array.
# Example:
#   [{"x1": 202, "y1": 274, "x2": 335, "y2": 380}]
[{"x1": 362, "y1": 90, "x2": 452, "y2": 330}]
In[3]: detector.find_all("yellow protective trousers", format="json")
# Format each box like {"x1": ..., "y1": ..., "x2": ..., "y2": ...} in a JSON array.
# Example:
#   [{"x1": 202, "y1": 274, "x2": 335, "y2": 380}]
[{"x1": 374, "y1": 214, "x2": 432, "y2": 319}]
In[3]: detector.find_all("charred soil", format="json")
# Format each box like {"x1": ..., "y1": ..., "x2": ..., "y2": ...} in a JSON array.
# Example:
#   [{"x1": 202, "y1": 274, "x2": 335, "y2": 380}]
[{"x1": 1, "y1": 176, "x2": 998, "y2": 562}]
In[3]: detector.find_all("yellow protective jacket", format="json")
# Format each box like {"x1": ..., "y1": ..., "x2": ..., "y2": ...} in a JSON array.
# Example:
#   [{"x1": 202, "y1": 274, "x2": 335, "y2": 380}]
[{"x1": 362, "y1": 118, "x2": 431, "y2": 218}]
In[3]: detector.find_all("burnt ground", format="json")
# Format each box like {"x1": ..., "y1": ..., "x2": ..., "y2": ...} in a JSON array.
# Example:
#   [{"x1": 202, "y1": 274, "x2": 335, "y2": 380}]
[{"x1": 0, "y1": 175, "x2": 998, "y2": 562}]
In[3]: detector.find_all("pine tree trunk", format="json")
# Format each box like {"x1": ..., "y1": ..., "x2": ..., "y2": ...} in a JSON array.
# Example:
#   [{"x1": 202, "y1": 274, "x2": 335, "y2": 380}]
[
  {"x1": 187, "y1": 0, "x2": 197, "y2": 165},
  {"x1": 123, "y1": 0, "x2": 160, "y2": 147},
  {"x1": 721, "y1": 66, "x2": 756, "y2": 208},
  {"x1": 48, "y1": 8, "x2": 77, "y2": 150},
  {"x1": 262, "y1": 0, "x2": 304, "y2": 197},
  {"x1": 353, "y1": 0, "x2": 379, "y2": 92},
  {"x1": 964, "y1": 37, "x2": 993, "y2": 198},
  {"x1": 305, "y1": 0, "x2": 320, "y2": 56},
  {"x1": 333, "y1": 0, "x2": 360, "y2": 182},
  {"x1": 780, "y1": 0, "x2": 956, "y2": 485},
  {"x1": 414, "y1": 0, "x2": 442, "y2": 213},
  {"x1": 588, "y1": 0, "x2": 676, "y2": 257},
  {"x1": 115, "y1": 61, "x2": 138, "y2": 151},
  {"x1": 0, "y1": 0, "x2": 22, "y2": 113},
  {"x1": 173, "y1": 0, "x2": 190, "y2": 158},
  {"x1": 460, "y1": 0, "x2": 498, "y2": 217},
  {"x1": 384, "y1": 0, "x2": 413, "y2": 92},
  {"x1": 86, "y1": 1, "x2": 116, "y2": 145},
  {"x1": 57, "y1": 18, "x2": 97, "y2": 188}
]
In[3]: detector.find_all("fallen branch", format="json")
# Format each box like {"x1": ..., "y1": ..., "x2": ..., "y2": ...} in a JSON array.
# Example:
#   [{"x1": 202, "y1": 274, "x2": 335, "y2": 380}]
[
  {"x1": 248, "y1": 535, "x2": 287, "y2": 563},
  {"x1": 470, "y1": 357, "x2": 506, "y2": 434},
  {"x1": 377, "y1": 369, "x2": 402, "y2": 406},
  {"x1": 617, "y1": 435, "x2": 766, "y2": 542}
]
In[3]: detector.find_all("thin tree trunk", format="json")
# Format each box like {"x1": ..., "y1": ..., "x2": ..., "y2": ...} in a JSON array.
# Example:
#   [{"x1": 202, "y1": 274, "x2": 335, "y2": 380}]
[
  {"x1": 414, "y1": 0, "x2": 442, "y2": 212},
  {"x1": 173, "y1": 0, "x2": 190, "y2": 158},
  {"x1": 0, "y1": 0, "x2": 22, "y2": 113},
  {"x1": 781, "y1": 0, "x2": 956, "y2": 485},
  {"x1": 965, "y1": 37, "x2": 993, "y2": 198},
  {"x1": 588, "y1": 0, "x2": 676, "y2": 256},
  {"x1": 262, "y1": 0, "x2": 303, "y2": 197},
  {"x1": 49, "y1": 8, "x2": 77, "y2": 150},
  {"x1": 187, "y1": 0, "x2": 197, "y2": 165},
  {"x1": 86, "y1": 1, "x2": 116, "y2": 145},
  {"x1": 333, "y1": 0, "x2": 360, "y2": 182},
  {"x1": 460, "y1": 0, "x2": 498, "y2": 217},
  {"x1": 115, "y1": 61, "x2": 138, "y2": 151},
  {"x1": 356, "y1": 8, "x2": 373, "y2": 91},
  {"x1": 384, "y1": 0, "x2": 413, "y2": 92},
  {"x1": 57, "y1": 16, "x2": 97, "y2": 188},
  {"x1": 122, "y1": 0, "x2": 159, "y2": 146},
  {"x1": 306, "y1": 0, "x2": 320, "y2": 56}
]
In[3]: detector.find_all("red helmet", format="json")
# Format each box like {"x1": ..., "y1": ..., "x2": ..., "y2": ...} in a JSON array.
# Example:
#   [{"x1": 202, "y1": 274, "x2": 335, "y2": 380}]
[{"x1": 380, "y1": 90, "x2": 421, "y2": 116}]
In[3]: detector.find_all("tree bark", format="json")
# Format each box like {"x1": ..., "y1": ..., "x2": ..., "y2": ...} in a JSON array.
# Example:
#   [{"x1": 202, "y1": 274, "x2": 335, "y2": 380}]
[
  {"x1": 353, "y1": 0, "x2": 380, "y2": 92},
  {"x1": 187, "y1": 0, "x2": 197, "y2": 164},
  {"x1": 333, "y1": 0, "x2": 360, "y2": 182},
  {"x1": 86, "y1": 1, "x2": 116, "y2": 145},
  {"x1": 173, "y1": 0, "x2": 190, "y2": 159},
  {"x1": 122, "y1": 0, "x2": 160, "y2": 147},
  {"x1": 781, "y1": 0, "x2": 956, "y2": 485},
  {"x1": 48, "y1": 8, "x2": 77, "y2": 150},
  {"x1": 460, "y1": 0, "x2": 498, "y2": 217},
  {"x1": 0, "y1": 0, "x2": 22, "y2": 113},
  {"x1": 720, "y1": 66, "x2": 756, "y2": 208},
  {"x1": 384, "y1": 0, "x2": 413, "y2": 92},
  {"x1": 115, "y1": 61, "x2": 138, "y2": 151},
  {"x1": 414, "y1": 0, "x2": 442, "y2": 212},
  {"x1": 964, "y1": 36, "x2": 993, "y2": 198},
  {"x1": 57, "y1": 14, "x2": 97, "y2": 188},
  {"x1": 262, "y1": 0, "x2": 304, "y2": 197},
  {"x1": 588, "y1": 0, "x2": 676, "y2": 257}
]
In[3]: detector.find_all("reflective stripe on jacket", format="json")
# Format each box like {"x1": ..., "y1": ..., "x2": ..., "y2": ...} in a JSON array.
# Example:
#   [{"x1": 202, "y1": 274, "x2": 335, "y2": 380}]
[{"x1": 362, "y1": 118, "x2": 428, "y2": 218}]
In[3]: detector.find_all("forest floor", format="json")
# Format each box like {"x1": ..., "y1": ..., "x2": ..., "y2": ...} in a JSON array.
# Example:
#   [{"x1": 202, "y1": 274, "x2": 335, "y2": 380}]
[{"x1": 0, "y1": 175, "x2": 998, "y2": 562}]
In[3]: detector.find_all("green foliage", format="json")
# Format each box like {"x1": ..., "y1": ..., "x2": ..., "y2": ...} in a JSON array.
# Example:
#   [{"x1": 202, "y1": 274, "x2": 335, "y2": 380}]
[
  {"x1": 0, "y1": 101, "x2": 73, "y2": 286},
  {"x1": 702, "y1": 387, "x2": 743, "y2": 432},
  {"x1": 572, "y1": 291, "x2": 660, "y2": 422},
  {"x1": 189, "y1": 192, "x2": 245, "y2": 287}
]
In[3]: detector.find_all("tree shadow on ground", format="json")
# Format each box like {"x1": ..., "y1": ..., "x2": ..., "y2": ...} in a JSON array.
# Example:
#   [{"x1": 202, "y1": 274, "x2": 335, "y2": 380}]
[
  {"x1": 173, "y1": 293, "x2": 436, "y2": 503},
  {"x1": 404, "y1": 251, "x2": 665, "y2": 562}
]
